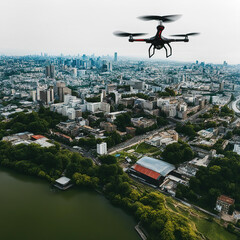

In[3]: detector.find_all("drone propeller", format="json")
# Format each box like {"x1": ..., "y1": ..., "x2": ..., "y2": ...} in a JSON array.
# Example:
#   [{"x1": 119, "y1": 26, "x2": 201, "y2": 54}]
[
  {"x1": 113, "y1": 31, "x2": 147, "y2": 37},
  {"x1": 138, "y1": 14, "x2": 181, "y2": 23},
  {"x1": 171, "y1": 32, "x2": 200, "y2": 37}
]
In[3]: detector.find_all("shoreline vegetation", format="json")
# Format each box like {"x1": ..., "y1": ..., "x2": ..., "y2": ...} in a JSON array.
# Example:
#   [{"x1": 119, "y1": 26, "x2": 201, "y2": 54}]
[{"x1": 0, "y1": 141, "x2": 237, "y2": 240}]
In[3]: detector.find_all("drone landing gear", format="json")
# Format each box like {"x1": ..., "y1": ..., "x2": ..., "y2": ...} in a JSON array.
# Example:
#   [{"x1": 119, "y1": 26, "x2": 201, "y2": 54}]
[
  {"x1": 148, "y1": 44, "x2": 155, "y2": 58},
  {"x1": 164, "y1": 43, "x2": 172, "y2": 58},
  {"x1": 148, "y1": 43, "x2": 172, "y2": 58}
]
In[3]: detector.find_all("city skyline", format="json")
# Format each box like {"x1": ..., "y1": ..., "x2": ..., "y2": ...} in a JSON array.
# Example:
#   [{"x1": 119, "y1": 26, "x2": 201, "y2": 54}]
[{"x1": 0, "y1": 0, "x2": 239, "y2": 64}]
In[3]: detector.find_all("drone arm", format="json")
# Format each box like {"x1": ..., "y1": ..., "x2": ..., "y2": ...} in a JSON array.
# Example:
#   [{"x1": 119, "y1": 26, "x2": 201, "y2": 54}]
[
  {"x1": 129, "y1": 38, "x2": 148, "y2": 42},
  {"x1": 167, "y1": 38, "x2": 189, "y2": 42}
]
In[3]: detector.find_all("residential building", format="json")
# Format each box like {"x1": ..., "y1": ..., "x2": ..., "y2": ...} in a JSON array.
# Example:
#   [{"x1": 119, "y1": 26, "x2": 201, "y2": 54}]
[
  {"x1": 100, "y1": 122, "x2": 117, "y2": 132},
  {"x1": 97, "y1": 142, "x2": 107, "y2": 155},
  {"x1": 215, "y1": 195, "x2": 235, "y2": 214}
]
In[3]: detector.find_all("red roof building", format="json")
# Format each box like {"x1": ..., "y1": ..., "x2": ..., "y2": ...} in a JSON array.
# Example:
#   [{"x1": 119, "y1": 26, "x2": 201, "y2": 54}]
[
  {"x1": 133, "y1": 164, "x2": 161, "y2": 180},
  {"x1": 31, "y1": 135, "x2": 46, "y2": 140},
  {"x1": 216, "y1": 195, "x2": 235, "y2": 214},
  {"x1": 218, "y1": 195, "x2": 235, "y2": 205}
]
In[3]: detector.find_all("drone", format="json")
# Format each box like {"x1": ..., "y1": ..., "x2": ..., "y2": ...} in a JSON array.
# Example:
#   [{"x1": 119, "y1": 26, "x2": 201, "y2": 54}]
[{"x1": 114, "y1": 15, "x2": 199, "y2": 58}]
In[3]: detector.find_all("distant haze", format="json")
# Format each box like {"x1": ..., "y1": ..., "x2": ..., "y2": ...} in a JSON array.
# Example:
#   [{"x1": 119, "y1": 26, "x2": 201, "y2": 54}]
[{"x1": 0, "y1": 0, "x2": 239, "y2": 64}]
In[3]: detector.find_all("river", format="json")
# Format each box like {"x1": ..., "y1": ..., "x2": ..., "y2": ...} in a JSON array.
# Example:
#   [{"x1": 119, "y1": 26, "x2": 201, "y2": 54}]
[{"x1": 0, "y1": 168, "x2": 140, "y2": 240}]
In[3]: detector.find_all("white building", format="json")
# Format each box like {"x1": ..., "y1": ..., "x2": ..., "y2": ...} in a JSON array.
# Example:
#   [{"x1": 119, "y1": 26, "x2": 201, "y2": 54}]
[
  {"x1": 97, "y1": 142, "x2": 107, "y2": 155},
  {"x1": 87, "y1": 102, "x2": 110, "y2": 113},
  {"x1": 233, "y1": 144, "x2": 240, "y2": 155}
]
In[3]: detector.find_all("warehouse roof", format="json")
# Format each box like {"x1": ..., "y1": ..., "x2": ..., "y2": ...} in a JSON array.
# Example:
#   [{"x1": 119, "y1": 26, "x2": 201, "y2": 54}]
[
  {"x1": 134, "y1": 164, "x2": 160, "y2": 180},
  {"x1": 136, "y1": 156, "x2": 175, "y2": 177}
]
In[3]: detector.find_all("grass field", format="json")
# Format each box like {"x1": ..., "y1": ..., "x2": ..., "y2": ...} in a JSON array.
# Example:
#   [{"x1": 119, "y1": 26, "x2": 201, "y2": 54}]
[
  {"x1": 165, "y1": 198, "x2": 238, "y2": 240},
  {"x1": 191, "y1": 216, "x2": 237, "y2": 240}
]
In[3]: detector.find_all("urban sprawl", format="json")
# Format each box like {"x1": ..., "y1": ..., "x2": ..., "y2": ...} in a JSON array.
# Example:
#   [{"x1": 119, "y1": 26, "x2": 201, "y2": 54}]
[{"x1": 1, "y1": 53, "x2": 240, "y2": 238}]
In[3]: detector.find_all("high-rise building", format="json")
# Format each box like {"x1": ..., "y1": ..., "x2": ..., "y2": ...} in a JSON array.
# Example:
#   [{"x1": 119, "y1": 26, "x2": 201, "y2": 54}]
[
  {"x1": 108, "y1": 62, "x2": 112, "y2": 72},
  {"x1": 114, "y1": 52, "x2": 117, "y2": 62},
  {"x1": 56, "y1": 82, "x2": 72, "y2": 102},
  {"x1": 40, "y1": 86, "x2": 54, "y2": 104},
  {"x1": 97, "y1": 142, "x2": 107, "y2": 155},
  {"x1": 45, "y1": 64, "x2": 55, "y2": 78},
  {"x1": 30, "y1": 90, "x2": 37, "y2": 102},
  {"x1": 71, "y1": 68, "x2": 77, "y2": 77}
]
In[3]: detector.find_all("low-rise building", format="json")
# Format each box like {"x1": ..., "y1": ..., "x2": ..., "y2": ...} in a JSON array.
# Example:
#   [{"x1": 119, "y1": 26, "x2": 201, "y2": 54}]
[
  {"x1": 215, "y1": 195, "x2": 235, "y2": 214},
  {"x1": 129, "y1": 156, "x2": 175, "y2": 186},
  {"x1": 100, "y1": 122, "x2": 117, "y2": 132},
  {"x1": 126, "y1": 127, "x2": 136, "y2": 136},
  {"x1": 131, "y1": 117, "x2": 156, "y2": 128}
]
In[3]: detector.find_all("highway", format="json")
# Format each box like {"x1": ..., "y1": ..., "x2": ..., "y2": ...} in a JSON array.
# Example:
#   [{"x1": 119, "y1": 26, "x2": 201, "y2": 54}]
[{"x1": 229, "y1": 98, "x2": 240, "y2": 115}]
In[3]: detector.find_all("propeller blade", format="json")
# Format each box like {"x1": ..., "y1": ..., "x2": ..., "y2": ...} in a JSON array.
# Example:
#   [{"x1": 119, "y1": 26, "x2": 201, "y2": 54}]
[
  {"x1": 171, "y1": 32, "x2": 200, "y2": 37},
  {"x1": 113, "y1": 31, "x2": 147, "y2": 37},
  {"x1": 138, "y1": 14, "x2": 181, "y2": 23}
]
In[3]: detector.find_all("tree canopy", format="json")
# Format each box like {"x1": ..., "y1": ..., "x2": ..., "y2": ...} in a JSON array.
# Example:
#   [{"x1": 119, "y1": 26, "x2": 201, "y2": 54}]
[{"x1": 162, "y1": 142, "x2": 194, "y2": 165}]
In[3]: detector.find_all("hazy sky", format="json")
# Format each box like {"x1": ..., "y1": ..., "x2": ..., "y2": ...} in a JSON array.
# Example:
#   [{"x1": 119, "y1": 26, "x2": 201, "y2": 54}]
[{"x1": 0, "y1": 0, "x2": 239, "y2": 64}]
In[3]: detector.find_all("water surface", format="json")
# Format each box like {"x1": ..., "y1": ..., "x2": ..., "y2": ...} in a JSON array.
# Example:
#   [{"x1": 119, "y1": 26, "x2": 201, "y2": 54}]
[{"x1": 0, "y1": 168, "x2": 140, "y2": 240}]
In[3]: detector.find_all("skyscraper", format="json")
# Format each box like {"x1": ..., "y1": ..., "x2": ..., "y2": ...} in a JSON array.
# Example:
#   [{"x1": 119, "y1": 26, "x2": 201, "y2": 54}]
[
  {"x1": 45, "y1": 64, "x2": 55, "y2": 78},
  {"x1": 114, "y1": 52, "x2": 117, "y2": 62}
]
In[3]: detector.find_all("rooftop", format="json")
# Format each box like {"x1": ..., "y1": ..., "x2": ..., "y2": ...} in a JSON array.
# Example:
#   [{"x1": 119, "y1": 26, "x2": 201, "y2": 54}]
[
  {"x1": 55, "y1": 177, "x2": 71, "y2": 186},
  {"x1": 136, "y1": 156, "x2": 175, "y2": 177},
  {"x1": 217, "y1": 195, "x2": 235, "y2": 205},
  {"x1": 134, "y1": 164, "x2": 160, "y2": 180},
  {"x1": 31, "y1": 135, "x2": 45, "y2": 140}
]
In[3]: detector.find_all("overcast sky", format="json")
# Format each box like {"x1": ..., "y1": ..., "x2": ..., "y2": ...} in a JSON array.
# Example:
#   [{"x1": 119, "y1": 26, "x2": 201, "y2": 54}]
[{"x1": 0, "y1": 0, "x2": 239, "y2": 64}]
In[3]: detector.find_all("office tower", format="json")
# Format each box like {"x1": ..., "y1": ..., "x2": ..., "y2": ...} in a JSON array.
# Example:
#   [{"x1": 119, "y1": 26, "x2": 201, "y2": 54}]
[
  {"x1": 102, "y1": 60, "x2": 108, "y2": 71},
  {"x1": 39, "y1": 86, "x2": 54, "y2": 104},
  {"x1": 76, "y1": 59, "x2": 81, "y2": 68},
  {"x1": 45, "y1": 64, "x2": 55, "y2": 78},
  {"x1": 108, "y1": 62, "x2": 112, "y2": 72},
  {"x1": 56, "y1": 82, "x2": 72, "y2": 102},
  {"x1": 114, "y1": 52, "x2": 117, "y2": 62}
]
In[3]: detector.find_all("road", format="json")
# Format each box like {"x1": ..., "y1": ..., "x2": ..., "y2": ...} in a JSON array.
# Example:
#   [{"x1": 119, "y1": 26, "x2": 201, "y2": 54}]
[
  {"x1": 108, "y1": 123, "x2": 175, "y2": 154},
  {"x1": 229, "y1": 98, "x2": 240, "y2": 115},
  {"x1": 185, "y1": 105, "x2": 212, "y2": 123}
]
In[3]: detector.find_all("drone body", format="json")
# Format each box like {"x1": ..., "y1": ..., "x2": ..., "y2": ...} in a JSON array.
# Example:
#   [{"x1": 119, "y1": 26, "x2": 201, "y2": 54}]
[{"x1": 114, "y1": 15, "x2": 199, "y2": 58}]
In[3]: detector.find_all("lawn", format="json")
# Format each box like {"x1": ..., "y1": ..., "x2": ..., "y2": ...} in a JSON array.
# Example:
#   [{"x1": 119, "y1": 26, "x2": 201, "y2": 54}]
[
  {"x1": 133, "y1": 142, "x2": 159, "y2": 154},
  {"x1": 190, "y1": 215, "x2": 237, "y2": 240},
  {"x1": 165, "y1": 198, "x2": 238, "y2": 240}
]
